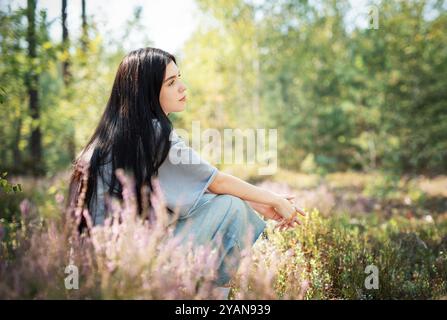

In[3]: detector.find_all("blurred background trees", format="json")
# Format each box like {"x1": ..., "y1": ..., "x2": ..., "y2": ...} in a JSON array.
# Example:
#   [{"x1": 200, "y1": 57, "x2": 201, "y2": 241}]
[{"x1": 1, "y1": 0, "x2": 446, "y2": 177}]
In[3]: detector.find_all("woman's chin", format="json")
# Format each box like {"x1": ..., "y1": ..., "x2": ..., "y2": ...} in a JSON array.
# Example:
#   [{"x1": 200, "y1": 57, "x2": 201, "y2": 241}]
[
  {"x1": 167, "y1": 104, "x2": 186, "y2": 115},
  {"x1": 177, "y1": 103, "x2": 187, "y2": 112}
]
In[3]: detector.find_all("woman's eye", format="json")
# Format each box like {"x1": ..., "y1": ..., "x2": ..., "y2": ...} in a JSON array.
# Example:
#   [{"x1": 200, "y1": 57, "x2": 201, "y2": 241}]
[{"x1": 168, "y1": 74, "x2": 180, "y2": 86}]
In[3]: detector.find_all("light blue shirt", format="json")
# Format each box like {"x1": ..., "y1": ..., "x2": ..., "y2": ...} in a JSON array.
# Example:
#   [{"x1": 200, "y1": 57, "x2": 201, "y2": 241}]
[
  {"x1": 157, "y1": 129, "x2": 219, "y2": 218},
  {"x1": 89, "y1": 121, "x2": 219, "y2": 225}
]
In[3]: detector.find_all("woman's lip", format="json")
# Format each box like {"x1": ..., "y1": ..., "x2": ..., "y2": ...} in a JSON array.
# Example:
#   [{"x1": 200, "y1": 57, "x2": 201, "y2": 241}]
[{"x1": 179, "y1": 96, "x2": 186, "y2": 101}]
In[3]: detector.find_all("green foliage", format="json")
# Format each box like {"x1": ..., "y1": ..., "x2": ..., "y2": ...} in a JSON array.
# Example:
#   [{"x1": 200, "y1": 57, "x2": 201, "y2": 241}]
[
  {"x1": 0, "y1": 4, "x2": 144, "y2": 175},
  {"x1": 0, "y1": 172, "x2": 22, "y2": 194},
  {"x1": 182, "y1": 0, "x2": 447, "y2": 175},
  {"x1": 1, "y1": 1, "x2": 446, "y2": 176},
  {"x1": 271, "y1": 209, "x2": 447, "y2": 299}
]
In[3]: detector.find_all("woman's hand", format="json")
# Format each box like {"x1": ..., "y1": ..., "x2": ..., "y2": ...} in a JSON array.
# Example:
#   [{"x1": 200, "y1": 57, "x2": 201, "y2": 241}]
[
  {"x1": 248, "y1": 194, "x2": 306, "y2": 231},
  {"x1": 274, "y1": 194, "x2": 305, "y2": 217},
  {"x1": 246, "y1": 201, "x2": 284, "y2": 222},
  {"x1": 272, "y1": 194, "x2": 306, "y2": 231}
]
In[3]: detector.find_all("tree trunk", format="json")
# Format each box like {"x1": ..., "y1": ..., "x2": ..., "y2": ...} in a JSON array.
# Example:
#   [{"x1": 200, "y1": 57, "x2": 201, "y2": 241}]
[
  {"x1": 81, "y1": 0, "x2": 88, "y2": 52},
  {"x1": 12, "y1": 117, "x2": 22, "y2": 168},
  {"x1": 62, "y1": 0, "x2": 70, "y2": 85},
  {"x1": 62, "y1": 0, "x2": 76, "y2": 161},
  {"x1": 26, "y1": 0, "x2": 43, "y2": 175}
]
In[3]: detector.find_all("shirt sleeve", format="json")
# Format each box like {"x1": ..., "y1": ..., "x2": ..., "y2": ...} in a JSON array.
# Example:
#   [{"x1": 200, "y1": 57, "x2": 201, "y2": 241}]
[{"x1": 157, "y1": 129, "x2": 219, "y2": 218}]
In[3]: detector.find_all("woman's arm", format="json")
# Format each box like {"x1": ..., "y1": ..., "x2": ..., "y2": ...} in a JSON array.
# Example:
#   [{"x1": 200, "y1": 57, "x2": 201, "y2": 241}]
[{"x1": 208, "y1": 171, "x2": 305, "y2": 221}]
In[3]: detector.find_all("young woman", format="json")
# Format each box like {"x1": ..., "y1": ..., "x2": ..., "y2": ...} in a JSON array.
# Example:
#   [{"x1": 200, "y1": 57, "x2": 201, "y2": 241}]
[{"x1": 68, "y1": 47, "x2": 305, "y2": 294}]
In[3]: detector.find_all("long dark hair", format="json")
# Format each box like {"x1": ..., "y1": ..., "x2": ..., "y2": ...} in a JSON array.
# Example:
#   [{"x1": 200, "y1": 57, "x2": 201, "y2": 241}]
[{"x1": 67, "y1": 47, "x2": 176, "y2": 230}]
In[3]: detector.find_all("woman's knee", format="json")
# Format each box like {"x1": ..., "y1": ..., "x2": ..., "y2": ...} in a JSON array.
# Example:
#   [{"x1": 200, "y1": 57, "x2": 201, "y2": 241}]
[
  {"x1": 217, "y1": 195, "x2": 247, "y2": 215},
  {"x1": 223, "y1": 195, "x2": 266, "y2": 244}
]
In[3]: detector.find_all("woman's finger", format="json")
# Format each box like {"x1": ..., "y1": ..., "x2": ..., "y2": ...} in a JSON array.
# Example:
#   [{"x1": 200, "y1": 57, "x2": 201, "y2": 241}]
[
  {"x1": 274, "y1": 222, "x2": 283, "y2": 232},
  {"x1": 274, "y1": 213, "x2": 283, "y2": 221},
  {"x1": 275, "y1": 218, "x2": 296, "y2": 231},
  {"x1": 286, "y1": 215, "x2": 300, "y2": 227},
  {"x1": 293, "y1": 205, "x2": 306, "y2": 217},
  {"x1": 285, "y1": 220, "x2": 297, "y2": 230},
  {"x1": 293, "y1": 215, "x2": 302, "y2": 225}
]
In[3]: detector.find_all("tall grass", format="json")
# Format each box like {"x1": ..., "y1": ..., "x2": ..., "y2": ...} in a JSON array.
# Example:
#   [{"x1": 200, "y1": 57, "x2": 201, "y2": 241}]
[
  {"x1": 1, "y1": 171, "x2": 446, "y2": 299},
  {"x1": 0, "y1": 170, "x2": 308, "y2": 299}
]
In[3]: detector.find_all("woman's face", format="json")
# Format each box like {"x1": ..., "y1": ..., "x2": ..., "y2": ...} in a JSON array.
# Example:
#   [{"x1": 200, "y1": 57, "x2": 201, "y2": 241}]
[{"x1": 159, "y1": 61, "x2": 187, "y2": 115}]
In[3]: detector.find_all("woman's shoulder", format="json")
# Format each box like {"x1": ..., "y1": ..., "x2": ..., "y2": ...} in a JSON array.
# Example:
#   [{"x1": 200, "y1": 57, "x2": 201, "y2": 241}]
[{"x1": 152, "y1": 118, "x2": 182, "y2": 145}]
